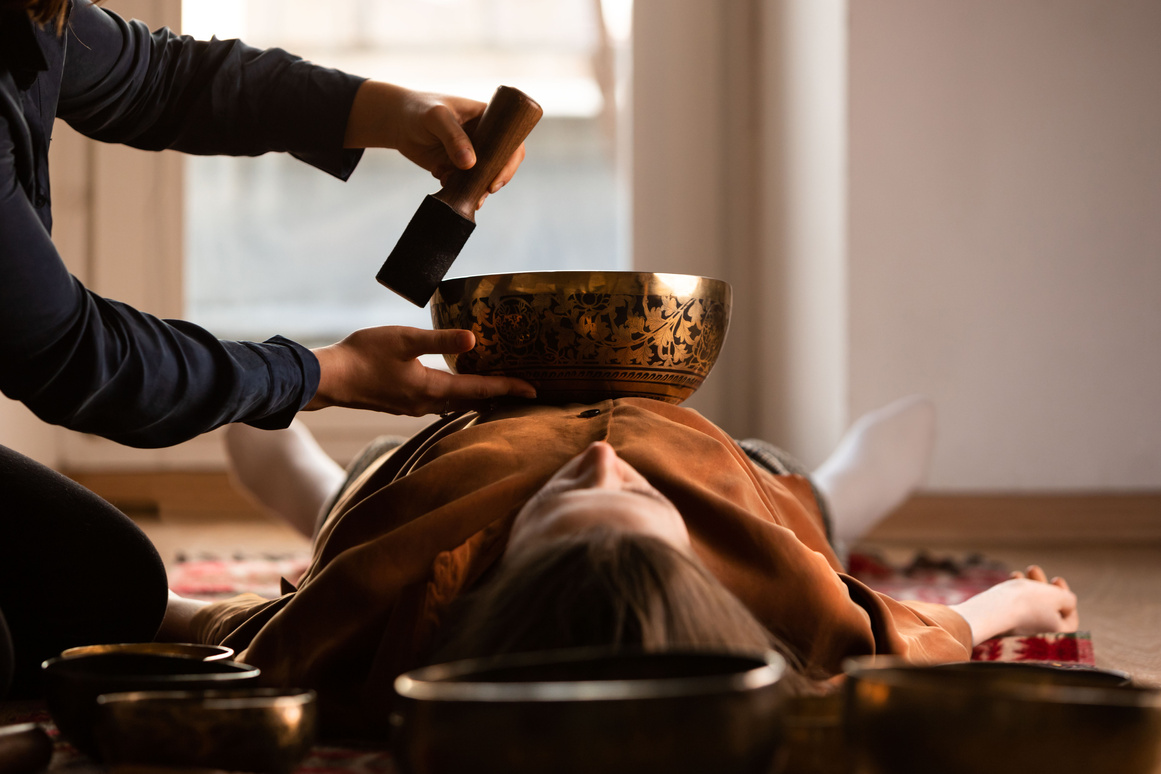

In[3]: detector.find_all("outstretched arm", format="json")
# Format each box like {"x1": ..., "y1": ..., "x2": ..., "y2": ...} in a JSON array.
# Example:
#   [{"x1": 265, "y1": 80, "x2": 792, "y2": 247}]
[{"x1": 948, "y1": 565, "x2": 1079, "y2": 646}]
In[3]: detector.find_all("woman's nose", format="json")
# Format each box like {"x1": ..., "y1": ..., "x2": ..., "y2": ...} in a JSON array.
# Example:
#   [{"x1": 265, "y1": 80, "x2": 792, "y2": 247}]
[{"x1": 578, "y1": 442, "x2": 622, "y2": 488}]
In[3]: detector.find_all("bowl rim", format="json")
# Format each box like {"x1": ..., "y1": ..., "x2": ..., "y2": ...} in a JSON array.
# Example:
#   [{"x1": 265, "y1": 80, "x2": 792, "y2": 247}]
[
  {"x1": 437, "y1": 269, "x2": 731, "y2": 288},
  {"x1": 844, "y1": 658, "x2": 1161, "y2": 709},
  {"x1": 395, "y1": 647, "x2": 785, "y2": 704},
  {"x1": 59, "y1": 643, "x2": 235, "y2": 662},
  {"x1": 41, "y1": 653, "x2": 261, "y2": 682},
  {"x1": 96, "y1": 688, "x2": 317, "y2": 711}
]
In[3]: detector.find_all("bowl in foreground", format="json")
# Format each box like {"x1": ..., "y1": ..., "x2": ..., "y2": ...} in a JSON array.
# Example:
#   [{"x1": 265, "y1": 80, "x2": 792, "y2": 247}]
[
  {"x1": 431, "y1": 271, "x2": 731, "y2": 405},
  {"x1": 41, "y1": 653, "x2": 260, "y2": 758},
  {"x1": 392, "y1": 648, "x2": 786, "y2": 774},
  {"x1": 844, "y1": 659, "x2": 1161, "y2": 774},
  {"x1": 96, "y1": 688, "x2": 317, "y2": 774}
]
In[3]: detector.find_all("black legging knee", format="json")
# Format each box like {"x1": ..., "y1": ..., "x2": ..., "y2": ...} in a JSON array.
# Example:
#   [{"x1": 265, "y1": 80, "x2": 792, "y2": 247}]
[{"x1": 0, "y1": 444, "x2": 168, "y2": 699}]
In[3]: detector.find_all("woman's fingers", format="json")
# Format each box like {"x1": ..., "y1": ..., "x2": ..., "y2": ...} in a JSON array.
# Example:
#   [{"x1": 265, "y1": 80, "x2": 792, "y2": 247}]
[{"x1": 1025, "y1": 565, "x2": 1048, "y2": 582}]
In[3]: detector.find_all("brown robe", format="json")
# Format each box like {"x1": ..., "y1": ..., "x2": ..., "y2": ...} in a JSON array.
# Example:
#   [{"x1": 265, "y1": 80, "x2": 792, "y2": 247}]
[{"x1": 191, "y1": 399, "x2": 971, "y2": 736}]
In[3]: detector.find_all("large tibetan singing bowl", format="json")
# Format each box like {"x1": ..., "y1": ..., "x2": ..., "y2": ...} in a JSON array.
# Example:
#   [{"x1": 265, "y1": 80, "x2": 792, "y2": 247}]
[
  {"x1": 844, "y1": 659, "x2": 1161, "y2": 774},
  {"x1": 431, "y1": 271, "x2": 731, "y2": 404},
  {"x1": 392, "y1": 648, "x2": 787, "y2": 774}
]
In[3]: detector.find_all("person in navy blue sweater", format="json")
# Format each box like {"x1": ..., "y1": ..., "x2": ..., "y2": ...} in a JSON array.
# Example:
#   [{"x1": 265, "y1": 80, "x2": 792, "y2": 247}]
[{"x1": 0, "y1": 0, "x2": 534, "y2": 698}]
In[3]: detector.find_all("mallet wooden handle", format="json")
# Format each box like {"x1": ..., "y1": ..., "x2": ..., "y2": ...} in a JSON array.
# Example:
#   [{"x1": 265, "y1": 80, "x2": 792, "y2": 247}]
[{"x1": 436, "y1": 86, "x2": 543, "y2": 221}]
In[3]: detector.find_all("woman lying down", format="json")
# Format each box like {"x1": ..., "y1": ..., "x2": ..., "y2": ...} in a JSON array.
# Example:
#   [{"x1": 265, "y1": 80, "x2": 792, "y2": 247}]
[{"x1": 161, "y1": 396, "x2": 1078, "y2": 737}]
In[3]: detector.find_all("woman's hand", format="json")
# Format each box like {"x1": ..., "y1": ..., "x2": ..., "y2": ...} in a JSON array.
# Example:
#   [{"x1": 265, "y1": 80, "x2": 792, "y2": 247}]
[
  {"x1": 307, "y1": 326, "x2": 537, "y2": 417},
  {"x1": 948, "y1": 564, "x2": 1079, "y2": 646},
  {"x1": 343, "y1": 81, "x2": 527, "y2": 207}
]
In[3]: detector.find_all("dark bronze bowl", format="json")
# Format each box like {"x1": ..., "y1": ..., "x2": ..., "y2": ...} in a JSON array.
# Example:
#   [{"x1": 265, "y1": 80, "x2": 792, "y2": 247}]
[
  {"x1": 844, "y1": 659, "x2": 1160, "y2": 774},
  {"x1": 392, "y1": 648, "x2": 786, "y2": 774},
  {"x1": 95, "y1": 688, "x2": 317, "y2": 774},
  {"x1": 431, "y1": 271, "x2": 732, "y2": 404},
  {"x1": 40, "y1": 653, "x2": 260, "y2": 758}
]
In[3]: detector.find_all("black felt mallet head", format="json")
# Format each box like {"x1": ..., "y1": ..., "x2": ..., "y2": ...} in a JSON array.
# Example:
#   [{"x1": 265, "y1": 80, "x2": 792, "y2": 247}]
[{"x1": 376, "y1": 86, "x2": 544, "y2": 307}]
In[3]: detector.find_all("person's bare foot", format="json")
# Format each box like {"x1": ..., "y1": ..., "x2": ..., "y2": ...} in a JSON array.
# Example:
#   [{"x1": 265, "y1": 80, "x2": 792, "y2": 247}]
[
  {"x1": 812, "y1": 395, "x2": 936, "y2": 544},
  {"x1": 224, "y1": 421, "x2": 345, "y2": 538}
]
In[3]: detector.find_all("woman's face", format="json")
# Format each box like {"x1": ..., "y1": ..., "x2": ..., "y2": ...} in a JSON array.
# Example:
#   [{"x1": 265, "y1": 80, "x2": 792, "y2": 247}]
[{"x1": 504, "y1": 441, "x2": 691, "y2": 562}]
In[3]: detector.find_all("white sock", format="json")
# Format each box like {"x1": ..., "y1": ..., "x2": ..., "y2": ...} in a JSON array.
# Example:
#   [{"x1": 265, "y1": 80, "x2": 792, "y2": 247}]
[
  {"x1": 224, "y1": 420, "x2": 346, "y2": 539},
  {"x1": 813, "y1": 395, "x2": 937, "y2": 545}
]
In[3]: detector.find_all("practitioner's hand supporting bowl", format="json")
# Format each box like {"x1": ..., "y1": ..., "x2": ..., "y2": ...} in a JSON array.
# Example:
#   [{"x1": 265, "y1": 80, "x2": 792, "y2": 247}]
[{"x1": 307, "y1": 326, "x2": 537, "y2": 417}]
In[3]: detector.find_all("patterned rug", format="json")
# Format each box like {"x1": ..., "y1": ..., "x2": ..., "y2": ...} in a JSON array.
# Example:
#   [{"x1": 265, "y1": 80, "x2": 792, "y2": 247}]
[{"x1": 844, "y1": 550, "x2": 1095, "y2": 664}]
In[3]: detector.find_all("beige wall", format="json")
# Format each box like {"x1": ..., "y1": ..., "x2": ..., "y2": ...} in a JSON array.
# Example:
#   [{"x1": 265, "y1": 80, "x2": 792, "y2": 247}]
[
  {"x1": 636, "y1": 0, "x2": 1161, "y2": 491},
  {"x1": 849, "y1": 0, "x2": 1161, "y2": 490}
]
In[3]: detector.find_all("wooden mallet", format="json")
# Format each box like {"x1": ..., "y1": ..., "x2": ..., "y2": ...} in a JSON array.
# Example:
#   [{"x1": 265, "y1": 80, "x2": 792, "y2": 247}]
[{"x1": 376, "y1": 86, "x2": 543, "y2": 306}]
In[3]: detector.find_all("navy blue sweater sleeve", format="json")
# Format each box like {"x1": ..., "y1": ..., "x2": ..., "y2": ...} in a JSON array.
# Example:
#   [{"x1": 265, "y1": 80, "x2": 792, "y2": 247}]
[
  {"x1": 0, "y1": 114, "x2": 319, "y2": 446},
  {"x1": 59, "y1": 0, "x2": 366, "y2": 179},
  {"x1": 0, "y1": 0, "x2": 367, "y2": 448}
]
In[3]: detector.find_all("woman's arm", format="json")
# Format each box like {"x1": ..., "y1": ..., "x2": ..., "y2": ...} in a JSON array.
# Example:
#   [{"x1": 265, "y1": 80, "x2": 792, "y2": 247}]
[
  {"x1": 155, "y1": 590, "x2": 211, "y2": 643},
  {"x1": 948, "y1": 565, "x2": 1079, "y2": 646}
]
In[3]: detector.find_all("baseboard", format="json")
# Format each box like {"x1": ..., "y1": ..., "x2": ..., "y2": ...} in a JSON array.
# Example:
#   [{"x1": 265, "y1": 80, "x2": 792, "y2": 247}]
[
  {"x1": 66, "y1": 470, "x2": 263, "y2": 521},
  {"x1": 866, "y1": 492, "x2": 1161, "y2": 545}
]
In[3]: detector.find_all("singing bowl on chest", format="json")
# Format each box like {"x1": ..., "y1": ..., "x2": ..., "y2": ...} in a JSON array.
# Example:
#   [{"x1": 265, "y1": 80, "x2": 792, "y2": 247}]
[{"x1": 430, "y1": 271, "x2": 731, "y2": 405}]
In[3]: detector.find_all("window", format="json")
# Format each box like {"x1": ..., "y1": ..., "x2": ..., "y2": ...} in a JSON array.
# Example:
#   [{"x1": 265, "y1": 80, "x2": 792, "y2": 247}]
[
  {"x1": 51, "y1": 0, "x2": 765, "y2": 471},
  {"x1": 182, "y1": 0, "x2": 632, "y2": 345}
]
